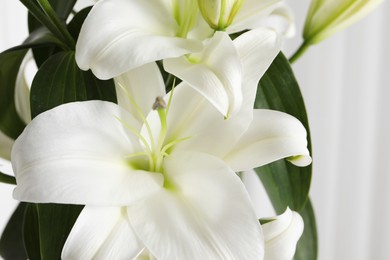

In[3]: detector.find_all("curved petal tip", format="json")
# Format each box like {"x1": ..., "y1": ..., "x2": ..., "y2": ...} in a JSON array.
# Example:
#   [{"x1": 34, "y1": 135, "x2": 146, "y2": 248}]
[{"x1": 288, "y1": 154, "x2": 312, "y2": 167}]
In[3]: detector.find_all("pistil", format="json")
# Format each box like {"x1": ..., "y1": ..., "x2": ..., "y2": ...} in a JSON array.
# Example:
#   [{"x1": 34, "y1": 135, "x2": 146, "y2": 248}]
[{"x1": 152, "y1": 96, "x2": 168, "y2": 172}]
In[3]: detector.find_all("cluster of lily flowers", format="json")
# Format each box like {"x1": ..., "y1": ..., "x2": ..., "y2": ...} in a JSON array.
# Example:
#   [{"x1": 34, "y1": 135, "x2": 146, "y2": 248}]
[{"x1": 0, "y1": 0, "x2": 382, "y2": 259}]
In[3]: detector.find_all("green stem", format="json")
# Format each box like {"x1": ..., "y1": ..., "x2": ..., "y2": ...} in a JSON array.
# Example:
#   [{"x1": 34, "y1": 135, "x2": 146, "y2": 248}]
[
  {"x1": 165, "y1": 74, "x2": 178, "y2": 92},
  {"x1": 289, "y1": 42, "x2": 311, "y2": 64},
  {"x1": 37, "y1": 0, "x2": 75, "y2": 49},
  {"x1": 0, "y1": 171, "x2": 16, "y2": 185},
  {"x1": 20, "y1": 0, "x2": 62, "y2": 38},
  {"x1": 20, "y1": 0, "x2": 74, "y2": 50}
]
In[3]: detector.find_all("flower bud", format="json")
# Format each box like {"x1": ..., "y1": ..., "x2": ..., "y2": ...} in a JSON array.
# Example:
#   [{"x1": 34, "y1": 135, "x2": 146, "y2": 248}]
[
  {"x1": 303, "y1": 0, "x2": 384, "y2": 44},
  {"x1": 198, "y1": 0, "x2": 243, "y2": 30}
]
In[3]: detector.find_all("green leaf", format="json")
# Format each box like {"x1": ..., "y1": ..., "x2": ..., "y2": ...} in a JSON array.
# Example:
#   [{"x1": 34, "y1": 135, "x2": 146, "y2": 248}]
[
  {"x1": 0, "y1": 171, "x2": 16, "y2": 185},
  {"x1": 30, "y1": 51, "x2": 117, "y2": 118},
  {"x1": 6, "y1": 28, "x2": 65, "y2": 52},
  {"x1": 23, "y1": 204, "x2": 41, "y2": 260},
  {"x1": 254, "y1": 52, "x2": 312, "y2": 212},
  {"x1": 0, "y1": 49, "x2": 28, "y2": 139},
  {"x1": 67, "y1": 7, "x2": 92, "y2": 41},
  {"x1": 26, "y1": 0, "x2": 77, "y2": 67},
  {"x1": 24, "y1": 204, "x2": 84, "y2": 260},
  {"x1": 0, "y1": 203, "x2": 28, "y2": 260},
  {"x1": 294, "y1": 199, "x2": 318, "y2": 260},
  {"x1": 27, "y1": 0, "x2": 76, "y2": 33},
  {"x1": 254, "y1": 52, "x2": 317, "y2": 259}
]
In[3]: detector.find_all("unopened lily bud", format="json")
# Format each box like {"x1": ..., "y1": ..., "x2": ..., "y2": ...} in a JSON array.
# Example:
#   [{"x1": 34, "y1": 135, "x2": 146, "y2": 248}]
[
  {"x1": 303, "y1": 0, "x2": 384, "y2": 44},
  {"x1": 198, "y1": 0, "x2": 243, "y2": 30}
]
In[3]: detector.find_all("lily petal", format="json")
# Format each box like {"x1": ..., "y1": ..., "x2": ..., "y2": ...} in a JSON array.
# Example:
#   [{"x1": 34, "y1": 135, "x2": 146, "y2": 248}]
[
  {"x1": 159, "y1": 29, "x2": 281, "y2": 157},
  {"x1": 115, "y1": 62, "x2": 166, "y2": 124},
  {"x1": 262, "y1": 208, "x2": 304, "y2": 260},
  {"x1": 128, "y1": 151, "x2": 264, "y2": 260},
  {"x1": 62, "y1": 206, "x2": 143, "y2": 260},
  {"x1": 12, "y1": 101, "x2": 163, "y2": 206},
  {"x1": 257, "y1": 4, "x2": 296, "y2": 38},
  {"x1": 228, "y1": 0, "x2": 282, "y2": 33},
  {"x1": 164, "y1": 31, "x2": 242, "y2": 117},
  {"x1": 234, "y1": 28, "x2": 281, "y2": 119},
  {"x1": 135, "y1": 249, "x2": 157, "y2": 260},
  {"x1": 14, "y1": 50, "x2": 35, "y2": 124},
  {"x1": 224, "y1": 109, "x2": 312, "y2": 172},
  {"x1": 161, "y1": 84, "x2": 246, "y2": 158},
  {"x1": 76, "y1": 0, "x2": 202, "y2": 79}
]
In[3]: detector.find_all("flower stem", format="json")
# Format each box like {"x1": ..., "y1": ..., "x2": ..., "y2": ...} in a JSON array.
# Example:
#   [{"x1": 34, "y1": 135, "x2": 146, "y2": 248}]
[
  {"x1": 289, "y1": 42, "x2": 311, "y2": 64},
  {"x1": 36, "y1": 0, "x2": 75, "y2": 49},
  {"x1": 0, "y1": 171, "x2": 16, "y2": 185}
]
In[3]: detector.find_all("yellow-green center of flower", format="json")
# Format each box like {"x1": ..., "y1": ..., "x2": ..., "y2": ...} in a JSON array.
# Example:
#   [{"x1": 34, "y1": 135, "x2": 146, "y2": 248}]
[{"x1": 117, "y1": 84, "x2": 190, "y2": 185}]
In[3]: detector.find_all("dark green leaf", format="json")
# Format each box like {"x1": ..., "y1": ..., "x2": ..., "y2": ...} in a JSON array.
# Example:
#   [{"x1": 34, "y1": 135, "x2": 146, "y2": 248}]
[
  {"x1": 28, "y1": 0, "x2": 77, "y2": 33},
  {"x1": 254, "y1": 52, "x2": 317, "y2": 259},
  {"x1": 0, "y1": 171, "x2": 16, "y2": 185},
  {"x1": 259, "y1": 218, "x2": 275, "y2": 225},
  {"x1": 24, "y1": 204, "x2": 84, "y2": 260},
  {"x1": 6, "y1": 28, "x2": 64, "y2": 52},
  {"x1": 294, "y1": 199, "x2": 318, "y2": 260},
  {"x1": 30, "y1": 51, "x2": 117, "y2": 118},
  {"x1": 0, "y1": 49, "x2": 27, "y2": 139},
  {"x1": 23, "y1": 204, "x2": 41, "y2": 260},
  {"x1": 0, "y1": 203, "x2": 28, "y2": 260},
  {"x1": 254, "y1": 52, "x2": 312, "y2": 212},
  {"x1": 26, "y1": 0, "x2": 77, "y2": 67},
  {"x1": 31, "y1": 45, "x2": 61, "y2": 69},
  {"x1": 67, "y1": 7, "x2": 92, "y2": 41}
]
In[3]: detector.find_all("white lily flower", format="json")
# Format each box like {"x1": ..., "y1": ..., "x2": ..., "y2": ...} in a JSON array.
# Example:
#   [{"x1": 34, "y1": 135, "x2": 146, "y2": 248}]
[
  {"x1": 13, "y1": 30, "x2": 310, "y2": 259},
  {"x1": 75, "y1": 0, "x2": 283, "y2": 78},
  {"x1": 75, "y1": 0, "x2": 203, "y2": 79},
  {"x1": 164, "y1": 28, "x2": 281, "y2": 118},
  {"x1": 75, "y1": 0, "x2": 284, "y2": 117},
  {"x1": 303, "y1": 0, "x2": 384, "y2": 44},
  {"x1": 262, "y1": 208, "x2": 304, "y2": 260}
]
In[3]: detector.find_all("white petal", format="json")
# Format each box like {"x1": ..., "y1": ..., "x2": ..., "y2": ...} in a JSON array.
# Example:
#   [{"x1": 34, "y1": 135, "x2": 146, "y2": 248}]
[
  {"x1": 128, "y1": 151, "x2": 264, "y2": 260},
  {"x1": 228, "y1": 0, "x2": 282, "y2": 33},
  {"x1": 262, "y1": 208, "x2": 304, "y2": 260},
  {"x1": 233, "y1": 28, "x2": 281, "y2": 118},
  {"x1": 161, "y1": 84, "x2": 247, "y2": 158},
  {"x1": 14, "y1": 50, "x2": 35, "y2": 124},
  {"x1": 12, "y1": 101, "x2": 163, "y2": 205},
  {"x1": 76, "y1": 0, "x2": 202, "y2": 79},
  {"x1": 256, "y1": 4, "x2": 296, "y2": 38},
  {"x1": 62, "y1": 206, "x2": 143, "y2": 260},
  {"x1": 161, "y1": 29, "x2": 281, "y2": 156},
  {"x1": 135, "y1": 249, "x2": 157, "y2": 260},
  {"x1": 164, "y1": 31, "x2": 242, "y2": 117},
  {"x1": 115, "y1": 62, "x2": 166, "y2": 124},
  {"x1": 225, "y1": 109, "x2": 312, "y2": 172}
]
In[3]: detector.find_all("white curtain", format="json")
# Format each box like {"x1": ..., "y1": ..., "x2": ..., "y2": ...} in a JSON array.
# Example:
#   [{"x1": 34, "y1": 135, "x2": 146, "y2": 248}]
[
  {"x1": 284, "y1": 2, "x2": 390, "y2": 259},
  {"x1": 1, "y1": 1, "x2": 389, "y2": 259}
]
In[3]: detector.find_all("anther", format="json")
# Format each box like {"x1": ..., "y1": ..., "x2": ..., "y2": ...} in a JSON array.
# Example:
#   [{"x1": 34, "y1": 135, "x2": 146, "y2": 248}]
[{"x1": 152, "y1": 96, "x2": 167, "y2": 110}]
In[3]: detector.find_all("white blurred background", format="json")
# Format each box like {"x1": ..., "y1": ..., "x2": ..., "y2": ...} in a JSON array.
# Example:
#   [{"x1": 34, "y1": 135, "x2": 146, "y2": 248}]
[{"x1": 1, "y1": 1, "x2": 389, "y2": 259}]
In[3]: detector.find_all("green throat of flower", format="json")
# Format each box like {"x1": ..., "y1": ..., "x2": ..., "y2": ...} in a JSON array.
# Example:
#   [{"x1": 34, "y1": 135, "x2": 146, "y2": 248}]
[{"x1": 118, "y1": 87, "x2": 190, "y2": 188}]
